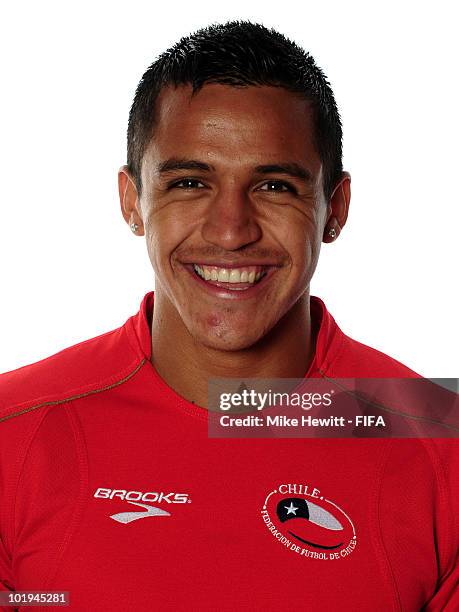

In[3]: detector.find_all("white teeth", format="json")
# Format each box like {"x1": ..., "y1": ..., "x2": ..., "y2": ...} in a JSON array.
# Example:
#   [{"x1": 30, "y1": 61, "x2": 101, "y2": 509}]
[
  {"x1": 217, "y1": 269, "x2": 229, "y2": 282},
  {"x1": 192, "y1": 264, "x2": 266, "y2": 285},
  {"x1": 229, "y1": 269, "x2": 241, "y2": 283}
]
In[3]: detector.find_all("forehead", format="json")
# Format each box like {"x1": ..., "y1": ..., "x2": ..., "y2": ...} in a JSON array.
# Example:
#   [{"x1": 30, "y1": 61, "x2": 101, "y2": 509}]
[{"x1": 143, "y1": 83, "x2": 320, "y2": 174}]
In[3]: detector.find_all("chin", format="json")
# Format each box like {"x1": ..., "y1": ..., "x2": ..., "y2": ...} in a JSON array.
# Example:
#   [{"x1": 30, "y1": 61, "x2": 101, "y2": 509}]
[
  {"x1": 191, "y1": 320, "x2": 272, "y2": 352},
  {"x1": 199, "y1": 336, "x2": 259, "y2": 352}
]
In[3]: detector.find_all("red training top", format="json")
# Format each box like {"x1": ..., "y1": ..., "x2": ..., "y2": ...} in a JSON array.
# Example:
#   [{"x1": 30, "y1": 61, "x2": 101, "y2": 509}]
[{"x1": 0, "y1": 292, "x2": 457, "y2": 611}]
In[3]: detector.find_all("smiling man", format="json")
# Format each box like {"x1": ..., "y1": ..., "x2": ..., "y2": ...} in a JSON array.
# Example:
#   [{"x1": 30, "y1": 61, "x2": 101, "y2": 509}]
[
  {"x1": 119, "y1": 80, "x2": 349, "y2": 406},
  {"x1": 0, "y1": 21, "x2": 458, "y2": 612}
]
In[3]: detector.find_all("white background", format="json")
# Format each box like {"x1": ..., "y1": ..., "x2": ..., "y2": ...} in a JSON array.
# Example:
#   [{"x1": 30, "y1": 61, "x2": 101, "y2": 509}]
[{"x1": 0, "y1": 1, "x2": 457, "y2": 376}]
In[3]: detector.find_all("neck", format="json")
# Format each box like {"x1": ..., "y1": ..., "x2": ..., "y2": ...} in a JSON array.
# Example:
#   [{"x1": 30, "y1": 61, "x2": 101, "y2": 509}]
[{"x1": 150, "y1": 290, "x2": 316, "y2": 409}]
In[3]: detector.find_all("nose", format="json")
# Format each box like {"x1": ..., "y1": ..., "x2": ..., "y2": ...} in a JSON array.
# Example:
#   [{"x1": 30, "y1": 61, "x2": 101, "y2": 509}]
[{"x1": 201, "y1": 184, "x2": 262, "y2": 250}]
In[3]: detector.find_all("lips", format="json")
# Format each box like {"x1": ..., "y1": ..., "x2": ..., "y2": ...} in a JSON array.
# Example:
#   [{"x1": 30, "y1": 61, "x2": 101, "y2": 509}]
[
  {"x1": 193, "y1": 264, "x2": 267, "y2": 286},
  {"x1": 181, "y1": 262, "x2": 279, "y2": 298}
]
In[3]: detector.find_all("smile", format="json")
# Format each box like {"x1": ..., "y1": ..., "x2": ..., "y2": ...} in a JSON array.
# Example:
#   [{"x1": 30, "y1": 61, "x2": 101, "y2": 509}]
[
  {"x1": 193, "y1": 264, "x2": 267, "y2": 287},
  {"x1": 181, "y1": 262, "x2": 278, "y2": 299}
]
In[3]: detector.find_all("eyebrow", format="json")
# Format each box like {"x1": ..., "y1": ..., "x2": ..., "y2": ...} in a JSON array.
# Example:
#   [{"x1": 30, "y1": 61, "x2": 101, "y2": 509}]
[
  {"x1": 156, "y1": 158, "x2": 312, "y2": 182},
  {"x1": 254, "y1": 163, "x2": 313, "y2": 182},
  {"x1": 157, "y1": 158, "x2": 214, "y2": 174}
]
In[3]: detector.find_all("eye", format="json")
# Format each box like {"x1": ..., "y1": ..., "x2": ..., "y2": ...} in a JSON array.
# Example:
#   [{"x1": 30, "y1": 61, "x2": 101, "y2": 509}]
[
  {"x1": 169, "y1": 178, "x2": 206, "y2": 190},
  {"x1": 258, "y1": 180, "x2": 296, "y2": 193}
]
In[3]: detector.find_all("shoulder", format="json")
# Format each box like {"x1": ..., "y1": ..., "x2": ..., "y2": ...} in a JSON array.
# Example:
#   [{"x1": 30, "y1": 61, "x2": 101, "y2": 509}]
[
  {"x1": 331, "y1": 333, "x2": 421, "y2": 378},
  {"x1": 311, "y1": 296, "x2": 420, "y2": 378},
  {"x1": 0, "y1": 321, "x2": 146, "y2": 567},
  {"x1": 0, "y1": 320, "x2": 144, "y2": 424}
]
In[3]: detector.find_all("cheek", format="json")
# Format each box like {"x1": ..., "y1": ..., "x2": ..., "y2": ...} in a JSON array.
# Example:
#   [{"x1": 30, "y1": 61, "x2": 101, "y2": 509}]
[
  {"x1": 275, "y1": 218, "x2": 323, "y2": 299},
  {"x1": 286, "y1": 224, "x2": 319, "y2": 273},
  {"x1": 143, "y1": 226, "x2": 162, "y2": 274},
  {"x1": 145, "y1": 212, "x2": 188, "y2": 272}
]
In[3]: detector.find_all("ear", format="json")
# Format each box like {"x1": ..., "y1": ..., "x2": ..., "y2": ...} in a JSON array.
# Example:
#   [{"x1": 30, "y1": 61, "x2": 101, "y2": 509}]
[
  {"x1": 118, "y1": 165, "x2": 144, "y2": 235},
  {"x1": 323, "y1": 171, "x2": 351, "y2": 243}
]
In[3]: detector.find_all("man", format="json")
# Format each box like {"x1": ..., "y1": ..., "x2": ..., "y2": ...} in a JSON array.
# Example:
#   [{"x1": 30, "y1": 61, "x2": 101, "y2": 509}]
[{"x1": 0, "y1": 21, "x2": 457, "y2": 611}]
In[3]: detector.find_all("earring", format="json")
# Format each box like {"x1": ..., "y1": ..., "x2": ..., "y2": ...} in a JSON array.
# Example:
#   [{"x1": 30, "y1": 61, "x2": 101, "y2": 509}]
[
  {"x1": 130, "y1": 222, "x2": 139, "y2": 233},
  {"x1": 328, "y1": 228, "x2": 337, "y2": 239}
]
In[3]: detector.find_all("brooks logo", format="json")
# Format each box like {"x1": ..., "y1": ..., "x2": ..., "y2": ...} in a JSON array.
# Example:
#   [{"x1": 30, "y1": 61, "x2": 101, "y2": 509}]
[
  {"x1": 110, "y1": 501, "x2": 170, "y2": 524},
  {"x1": 93, "y1": 486, "x2": 191, "y2": 523}
]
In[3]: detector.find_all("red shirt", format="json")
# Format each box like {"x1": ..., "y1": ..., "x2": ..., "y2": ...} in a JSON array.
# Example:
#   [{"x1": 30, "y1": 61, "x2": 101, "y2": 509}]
[{"x1": 0, "y1": 292, "x2": 457, "y2": 611}]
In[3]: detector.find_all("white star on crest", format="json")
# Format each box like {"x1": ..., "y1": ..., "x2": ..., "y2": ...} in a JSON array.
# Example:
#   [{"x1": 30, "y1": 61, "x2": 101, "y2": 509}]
[{"x1": 284, "y1": 502, "x2": 299, "y2": 515}]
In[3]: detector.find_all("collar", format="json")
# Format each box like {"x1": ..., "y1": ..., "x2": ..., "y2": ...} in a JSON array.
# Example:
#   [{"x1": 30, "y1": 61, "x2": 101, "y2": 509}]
[{"x1": 126, "y1": 291, "x2": 344, "y2": 378}]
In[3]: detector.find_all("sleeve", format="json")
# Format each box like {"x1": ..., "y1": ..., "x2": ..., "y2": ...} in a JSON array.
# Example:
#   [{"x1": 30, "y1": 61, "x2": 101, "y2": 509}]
[
  {"x1": 0, "y1": 404, "x2": 20, "y2": 610},
  {"x1": 0, "y1": 448, "x2": 16, "y2": 611},
  {"x1": 424, "y1": 557, "x2": 459, "y2": 611},
  {"x1": 0, "y1": 418, "x2": 15, "y2": 595},
  {"x1": 0, "y1": 536, "x2": 14, "y2": 591},
  {"x1": 422, "y1": 439, "x2": 459, "y2": 611},
  {"x1": 0, "y1": 533, "x2": 14, "y2": 592}
]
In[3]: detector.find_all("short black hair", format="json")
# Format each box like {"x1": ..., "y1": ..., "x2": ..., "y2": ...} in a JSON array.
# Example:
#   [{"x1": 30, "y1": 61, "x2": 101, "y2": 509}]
[{"x1": 127, "y1": 21, "x2": 343, "y2": 201}]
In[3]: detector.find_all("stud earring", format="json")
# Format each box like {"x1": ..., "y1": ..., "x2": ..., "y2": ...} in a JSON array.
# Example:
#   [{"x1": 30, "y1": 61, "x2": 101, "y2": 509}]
[
  {"x1": 130, "y1": 222, "x2": 139, "y2": 233},
  {"x1": 328, "y1": 228, "x2": 337, "y2": 239}
]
